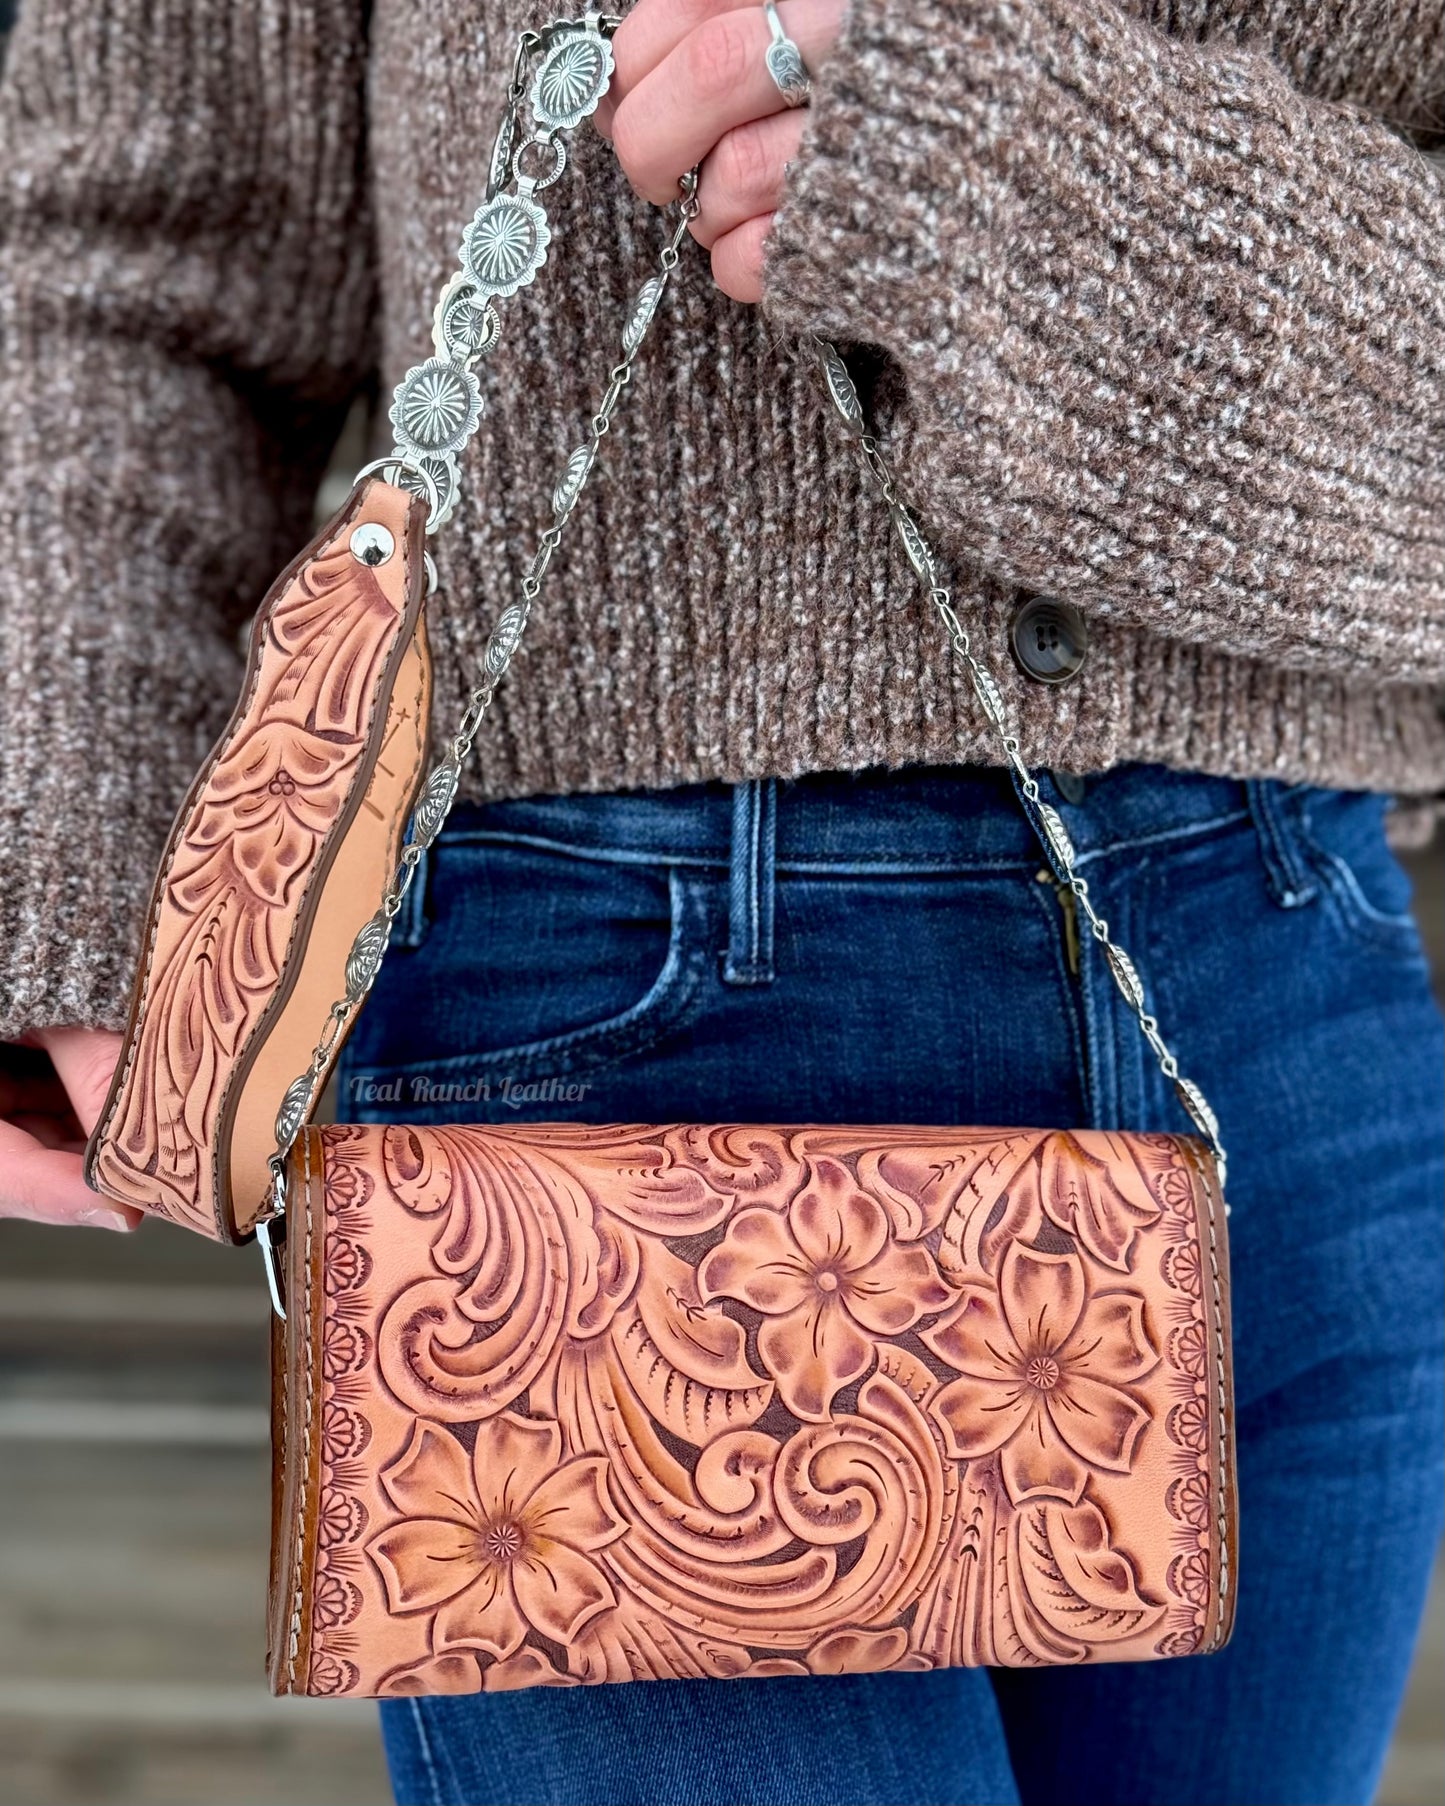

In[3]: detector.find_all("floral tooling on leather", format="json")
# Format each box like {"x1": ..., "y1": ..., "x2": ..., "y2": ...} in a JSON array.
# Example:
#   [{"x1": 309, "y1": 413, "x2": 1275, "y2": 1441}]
[
  {"x1": 91, "y1": 498, "x2": 416, "y2": 1238},
  {"x1": 294, "y1": 1122, "x2": 1228, "y2": 1696}
]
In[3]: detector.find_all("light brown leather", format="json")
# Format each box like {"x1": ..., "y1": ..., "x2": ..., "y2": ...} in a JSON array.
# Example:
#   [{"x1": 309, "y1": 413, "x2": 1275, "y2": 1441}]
[
  {"x1": 86, "y1": 480, "x2": 430, "y2": 1240},
  {"x1": 270, "y1": 1121, "x2": 1236, "y2": 1697},
  {"x1": 228, "y1": 617, "x2": 432, "y2": 1232}
]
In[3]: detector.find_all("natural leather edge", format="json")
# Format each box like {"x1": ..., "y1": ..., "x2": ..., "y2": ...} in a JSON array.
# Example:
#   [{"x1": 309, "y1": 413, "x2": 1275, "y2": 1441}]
[
  {"x1": 1178, "y1": 1133, "x2": 1239, "y2": 1655},
  {"x1": 265, "y1": 1276, "x2": 291, "y2": 1690},
  {"x1": 267, "y1": 1127, "x2": 327, "y2": 1694}
]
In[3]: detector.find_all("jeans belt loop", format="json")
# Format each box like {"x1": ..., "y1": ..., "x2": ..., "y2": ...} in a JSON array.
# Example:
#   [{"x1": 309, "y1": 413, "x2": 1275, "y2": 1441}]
[
  {"x1": 723, "y1": 778, "x2": 778, "y2": 986},
  {"x1": 1245, "y1": 779, "x2": 1319, "y2": 910}
]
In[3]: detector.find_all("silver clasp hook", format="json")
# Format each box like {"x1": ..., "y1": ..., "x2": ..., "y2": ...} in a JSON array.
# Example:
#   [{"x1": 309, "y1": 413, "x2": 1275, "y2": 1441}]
[{"x1": 257, "y1": 1156, "x2": 289, "y2": 1321}]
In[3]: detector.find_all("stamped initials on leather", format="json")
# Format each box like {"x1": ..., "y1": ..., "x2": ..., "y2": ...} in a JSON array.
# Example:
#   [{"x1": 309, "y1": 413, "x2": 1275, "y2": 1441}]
[{"x1": 270, "y1": 1121, "x2": 1236, "y2": 1697}]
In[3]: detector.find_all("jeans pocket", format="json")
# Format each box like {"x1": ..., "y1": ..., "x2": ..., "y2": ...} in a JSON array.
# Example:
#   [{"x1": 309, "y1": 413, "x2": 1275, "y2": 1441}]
[
  {"x1": 338, "y1": 837, "x2": 715, "y2": 1118},
  {"x1": 1289, "y1": 787, "x2": 1424, "y2": 959}
]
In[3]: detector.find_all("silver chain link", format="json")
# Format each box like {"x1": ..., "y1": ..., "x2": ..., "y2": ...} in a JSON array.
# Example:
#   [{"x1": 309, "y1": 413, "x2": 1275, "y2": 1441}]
[
  {"x1": 807, "y1": 339, "x2": 1226, "y2": 1184},
  {"x1": 262, "y1": 11, "x2": 1226, "y2": 1231}
]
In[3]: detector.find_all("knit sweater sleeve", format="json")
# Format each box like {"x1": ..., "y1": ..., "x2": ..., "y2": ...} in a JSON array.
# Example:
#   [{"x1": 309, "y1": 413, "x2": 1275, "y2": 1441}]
[
  {"x1": 761, "y1": 0, "x2": 1445, "y2": 683},
  {"x1": 0, "y1": 2, "x2": 373, "y2": 1039}
]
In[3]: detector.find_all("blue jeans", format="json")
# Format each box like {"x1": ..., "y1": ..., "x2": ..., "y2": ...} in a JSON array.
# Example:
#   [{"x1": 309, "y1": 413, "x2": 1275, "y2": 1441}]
[{"x1": 338, "y1": 763, "x2": 1444, "y2": 1806}]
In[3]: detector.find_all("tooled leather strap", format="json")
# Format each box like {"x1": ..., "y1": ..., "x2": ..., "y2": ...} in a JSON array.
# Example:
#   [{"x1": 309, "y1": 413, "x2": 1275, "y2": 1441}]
[{"x1": 258, "y1": 10, "x2": 1225, "y2": 1278}]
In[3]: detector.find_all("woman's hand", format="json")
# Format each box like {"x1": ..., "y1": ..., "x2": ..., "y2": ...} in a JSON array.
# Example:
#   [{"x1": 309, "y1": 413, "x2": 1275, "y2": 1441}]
[
  {"x1": 594, "y1": 0, "x2": 846, "y2": 303},
  {"x1": 1, "y1": 1028, "x2": 138, "y2": 1230}
]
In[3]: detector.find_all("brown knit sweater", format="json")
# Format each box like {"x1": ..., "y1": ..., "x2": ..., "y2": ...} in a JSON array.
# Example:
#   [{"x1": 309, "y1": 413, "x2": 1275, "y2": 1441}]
[{"x1": 1, "y1": 0, "x2": 1442, "y2": 1040}]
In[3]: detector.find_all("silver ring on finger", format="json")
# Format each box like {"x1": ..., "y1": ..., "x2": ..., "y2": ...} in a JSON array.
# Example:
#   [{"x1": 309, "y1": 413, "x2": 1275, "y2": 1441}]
[{"x1": 761, "y1": 0, "x2": 812, "y2": 108}]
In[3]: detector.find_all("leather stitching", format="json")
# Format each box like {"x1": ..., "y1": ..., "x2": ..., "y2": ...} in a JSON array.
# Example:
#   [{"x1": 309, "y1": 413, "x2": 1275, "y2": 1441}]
[
  {"x1": 1182, "y1": 1134, "x2": 1231, "y2": 1654},
  {"x1": 286, "y1": 1129, "x2": 317, "y2": 1690},
  {"x1": 387, "y1": 625, "x2": 432, "y2": 947}
]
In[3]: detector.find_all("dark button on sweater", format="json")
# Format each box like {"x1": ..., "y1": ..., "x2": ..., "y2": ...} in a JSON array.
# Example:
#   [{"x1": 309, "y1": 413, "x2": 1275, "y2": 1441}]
[{"x1": 1010, "y1": 596, "x2": 1089, "y2": 685}]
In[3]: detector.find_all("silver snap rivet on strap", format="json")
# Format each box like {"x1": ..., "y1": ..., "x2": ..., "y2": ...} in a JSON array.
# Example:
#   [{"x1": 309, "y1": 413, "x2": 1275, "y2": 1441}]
[{"x1": 348, "y1": 523, "x2": 396, "y2": 567}]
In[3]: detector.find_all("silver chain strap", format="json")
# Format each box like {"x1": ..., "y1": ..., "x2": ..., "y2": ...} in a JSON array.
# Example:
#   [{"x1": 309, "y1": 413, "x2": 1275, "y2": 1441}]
[
  {"x1": 807, "y1": 340, "x2": 1226, "y2": 1184},
  {"x1": 262, "y1": 9, "x2": 1226, "y2": 1247}
]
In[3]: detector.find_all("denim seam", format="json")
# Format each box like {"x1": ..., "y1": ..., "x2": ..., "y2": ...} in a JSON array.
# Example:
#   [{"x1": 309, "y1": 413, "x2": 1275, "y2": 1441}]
[
  {"x1": 1307, "y1": 846, "x2": 1424, "y2": 955},
  {"x1": 724, "y1": 778, "x2": 777, "y2": 985},
  {"x1": 431, "y1": 827, "x2": 729, "y2": 868},
  {"x1": 1073, "y1": 874, "x2": 1122, "y2": 1131},
  {"x1": 1107, "y1": 870, "x2": 1151, "y2": 1130},
  {"x1": 434, "y1": 806, "x2": 1252, "y2": 876},
  {"x1": 342, "y1": 872, "x2": 715, "y2": 1090},
  {"x1": 1246, "y1": 780, "x2": 1319, "y2": 909},
  {"x1": 1068, "y1": 807, "x2": 1252, "y2": 869},
  {"x1": 1294, "y1": 795, "x2": 1422, "y2": 954},
  {"x1": 777, "y1": 854, "x2": 1044, "y2": 877},
  {"x1": 1026, "y1": 878, "x2": 1091, "y2": 1126},
  {"x1": 407, "y1": 1700, "x2": 446, "y2": 1806}
]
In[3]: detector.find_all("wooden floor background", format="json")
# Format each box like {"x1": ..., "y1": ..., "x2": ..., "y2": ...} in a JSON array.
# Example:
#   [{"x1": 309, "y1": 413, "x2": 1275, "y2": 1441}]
[{"x1": 0, "y1": 843, "x2": 1439, "y2": 1806}]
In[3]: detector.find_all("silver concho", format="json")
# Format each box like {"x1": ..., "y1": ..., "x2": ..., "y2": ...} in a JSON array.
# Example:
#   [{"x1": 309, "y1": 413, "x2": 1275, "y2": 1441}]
[
  {"x1": 622, "y1": 276, "x2": 664, "y2": 357},
  {"x1": 1105, "y1": 942, "x2": 1146, "y2": 1011},
  {"x1": 461, "y1": 192, "x2": 552, "y2": 299},
  {"x1": 970, "y1": 664, "x2": 1009, "y2": 731},
  {"x1": 411, "y1": 761, "x2": 461, "y2": 850},
  {"x1": 1174, "y1": 1075, "x2": 1221, "y2": 1145},
  {"x1": 389, "y1": 357, "x2": 484, "y2": 460},
  {"x1": 530, "y1": 27, "x2": 615, "y2": 132},
  {"x1": 893, "y1": 507, "x2": 934, "y2": 584},
  {"x1": 1037, "y1": 802, "x2": 1075, "y2": 871},
  {"x1": 433, "y1": 275, "x2": 501, "y2": 364}
]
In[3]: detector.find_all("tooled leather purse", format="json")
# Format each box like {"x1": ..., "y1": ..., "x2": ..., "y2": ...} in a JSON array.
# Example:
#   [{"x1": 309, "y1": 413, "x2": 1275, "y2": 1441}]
[{"x1": 86, "y1": 11, "x2": 1236, "y2": 1699}]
